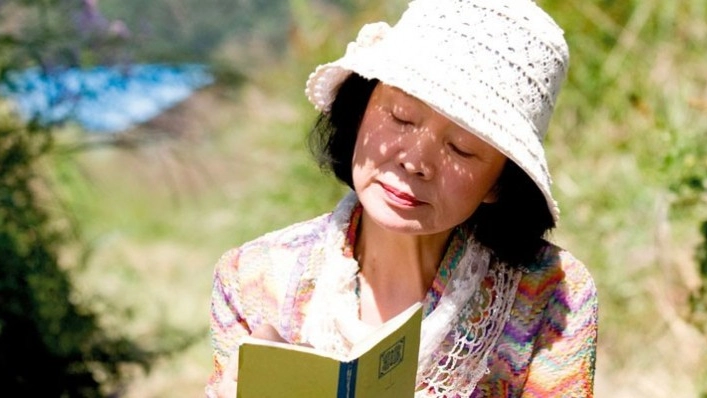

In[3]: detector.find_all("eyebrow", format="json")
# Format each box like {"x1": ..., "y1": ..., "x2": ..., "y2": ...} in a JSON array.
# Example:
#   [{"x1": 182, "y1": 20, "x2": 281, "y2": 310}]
[{"x1": 385, "y1": 86, "x2": 424, "y2": 113}]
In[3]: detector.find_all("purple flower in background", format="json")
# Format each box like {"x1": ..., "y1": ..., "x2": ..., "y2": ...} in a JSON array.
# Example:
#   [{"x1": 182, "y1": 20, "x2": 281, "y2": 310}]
[{"x1": 74, "y1": 0, "x2": 130, "y2": 40}]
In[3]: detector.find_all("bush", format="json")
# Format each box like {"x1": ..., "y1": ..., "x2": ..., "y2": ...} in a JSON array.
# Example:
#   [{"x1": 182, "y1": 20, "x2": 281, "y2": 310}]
[
  {"x1": 0, "y1": 0, "x2": 159, "y2": 395},
  {"x1": 0, "y1": 103, "x2": 155, "y2": 396}
]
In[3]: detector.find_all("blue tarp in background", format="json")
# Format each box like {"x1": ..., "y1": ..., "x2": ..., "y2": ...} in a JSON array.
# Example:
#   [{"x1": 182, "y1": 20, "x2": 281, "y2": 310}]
[{"x1": 0, "y1": 63, "x2": 214, "y2": 133}]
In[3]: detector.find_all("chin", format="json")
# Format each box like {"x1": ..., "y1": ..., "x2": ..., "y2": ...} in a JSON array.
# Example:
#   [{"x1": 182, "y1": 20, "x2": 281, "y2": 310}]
[
  {"x1": 358, "y1": 189, "x2": 430, "y2": 232},
  {"x1": 367, "y1": 206, "x2": 428, "y2": 233}
]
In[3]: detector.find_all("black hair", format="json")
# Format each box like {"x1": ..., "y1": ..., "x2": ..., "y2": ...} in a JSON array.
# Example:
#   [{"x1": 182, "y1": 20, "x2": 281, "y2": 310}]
[
  {"x1": 308, "y1": 73, "x2": 378, "y2": 189},
  {"x1": 467, "y1": 161, "x2": 556, "y2": 266},
  {"x1": 308, "y1": 73, "x2": 556, "y2": 267}
]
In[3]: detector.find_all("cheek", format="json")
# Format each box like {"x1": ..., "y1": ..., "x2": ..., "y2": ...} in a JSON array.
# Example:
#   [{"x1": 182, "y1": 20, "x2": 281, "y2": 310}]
[
  {"x1": 439, "y1": 172, "x2": 493, "y2": 210},
  {"x1": 351, "y1": 135, "x2": 371, "y2": 172},
  {"x1": 351, "y1": 130, "x2": 380, "y2": 187},
  {"x1": 445, "y1": 180, "x2": 480, "y2": 207},
  {"x1": 352, "y1": 125, "x2": 395, "y2": 168}
]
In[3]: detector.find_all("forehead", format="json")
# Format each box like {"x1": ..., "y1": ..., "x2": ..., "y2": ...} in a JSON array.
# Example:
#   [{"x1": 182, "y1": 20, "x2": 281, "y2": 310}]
[{"x1": 373, "y1": 84, "x2": 423, "y2": 107}]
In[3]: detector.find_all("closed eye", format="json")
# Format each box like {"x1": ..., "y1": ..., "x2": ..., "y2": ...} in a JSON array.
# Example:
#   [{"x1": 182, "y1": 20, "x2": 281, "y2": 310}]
[
  {"x1": 449, "y1": 143, "x2": 474, "y2": 158},
  {"x1": 391, "y1": 113, "x2": 412, "y2": 126}
]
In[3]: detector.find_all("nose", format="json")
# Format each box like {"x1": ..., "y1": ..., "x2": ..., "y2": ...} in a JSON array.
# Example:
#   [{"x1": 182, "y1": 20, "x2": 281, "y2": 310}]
[
  {"x1": 398, "y1": 132, "x2": 436, "y2": 179},
  {"x1": 401, "y1": 159, "x2": 431, "y2": 178}
]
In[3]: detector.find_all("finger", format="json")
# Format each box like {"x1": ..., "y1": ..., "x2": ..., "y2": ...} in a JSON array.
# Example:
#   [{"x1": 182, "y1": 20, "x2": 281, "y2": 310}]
[
  {"x1": 216, "y1": 355, "x2": 239, "y2": 398},
  {"x1": 216, "y1": 378, "x2": 237, "y2": 398},
  {"x1": 251, "y1": 323, "x2": 287, "y2": 343},
  {"x1": 224, "y1": 352, "x2": 239, "y2": 380}
]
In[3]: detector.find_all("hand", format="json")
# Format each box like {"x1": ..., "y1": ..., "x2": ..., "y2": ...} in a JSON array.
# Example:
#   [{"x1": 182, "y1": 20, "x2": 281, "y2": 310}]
[
  {"x1": 250, "y1": 323, "x2": 287, "y2": 343},
  {"x1": 215, "y1": 350, "x2": 239, "y2": 398},
  {"x1": 215, "y1": 324, "x2": 287, "y2": 398}
]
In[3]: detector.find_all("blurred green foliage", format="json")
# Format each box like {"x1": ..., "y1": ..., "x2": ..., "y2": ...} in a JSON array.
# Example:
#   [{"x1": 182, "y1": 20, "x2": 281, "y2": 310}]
[
  {"x1": 97, "y1": 0, "x2": 390, "y2": 64},
  {"x1": 692, "y1": 221, "x2": 707, "y2": 331},
  {"x1": 99, "y1": 0, "x2": 289, "y2": 63},
  {"x1": 0, "y1": 0, "x2": 130, "y2": 69},
  {"x1": 0, "y1": 0, "x2": 163, "y2": 395},
  {"x1": 0, "y1": 104, "x2": 155, "y2": 395}
]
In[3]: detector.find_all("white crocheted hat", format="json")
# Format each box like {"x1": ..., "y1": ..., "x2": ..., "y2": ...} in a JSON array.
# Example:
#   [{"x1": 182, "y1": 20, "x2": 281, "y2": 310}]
[{"x1": 305, "y1": 0, "x2": 569, "y2": 221}]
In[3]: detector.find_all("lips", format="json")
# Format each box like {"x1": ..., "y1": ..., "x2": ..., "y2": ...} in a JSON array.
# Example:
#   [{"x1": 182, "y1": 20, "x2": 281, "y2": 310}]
[{"x1": 380, "y1": 182, "x2": 424, "y2": 207}]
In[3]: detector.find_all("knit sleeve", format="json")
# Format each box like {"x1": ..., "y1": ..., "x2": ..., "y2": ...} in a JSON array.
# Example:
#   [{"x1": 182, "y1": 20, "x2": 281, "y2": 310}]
[
  {"x1": 205, "y1": 248, "x2": 253, "y2": 397},
  {"x1": 521, "y1": 252, "x2": 598, "y2": 397}
]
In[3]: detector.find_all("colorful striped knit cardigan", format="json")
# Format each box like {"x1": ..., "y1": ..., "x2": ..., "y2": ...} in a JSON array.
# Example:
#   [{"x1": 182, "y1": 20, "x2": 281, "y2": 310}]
[{"x1": 207, "y1": 197, "x2": 597, "y2": 397}]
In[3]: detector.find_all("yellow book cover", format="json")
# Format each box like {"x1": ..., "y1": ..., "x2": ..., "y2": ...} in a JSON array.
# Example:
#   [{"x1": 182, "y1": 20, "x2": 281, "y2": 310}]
[{"x1": 236, "y1": 302, "x2": 423, "y2": 398}]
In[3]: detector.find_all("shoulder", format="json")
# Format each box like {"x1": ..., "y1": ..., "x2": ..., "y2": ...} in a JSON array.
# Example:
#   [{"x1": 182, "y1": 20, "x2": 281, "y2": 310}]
[
  {"x1": 215, "y1": 213, "x2": 331, "y2": 273},
  {"x1": 212, "y1": 213, "x2": 332, "y2": 304},
  {"x1": 500, "y1": 244, "x2": 598, "y2": 395},
  {"x1": 516, "y1": 242, "x2": 598, "y2": 335},
  {"x1": 477, "y1": 242, "x2": 598, "y2": 392},
  {"x1": 519, "y1": 242, "x2": 596, "y2": 299},
  {"x1": 511, "y1": 242, "x2": 597, "y2": 328},
  {"x1": 211, "y1": 213, "x2": 333, "y2": 327},
  {"x1": 243, "y1": 212, "x2": 331, "y2": 254}
]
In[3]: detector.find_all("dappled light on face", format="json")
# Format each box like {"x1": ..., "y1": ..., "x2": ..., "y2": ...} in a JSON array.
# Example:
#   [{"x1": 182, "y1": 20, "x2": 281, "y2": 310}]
[
  {"x1": 351, "y1": 82, "x2": 507, "y2": 235},
  {"x1": 397, "y1": 126, "x2": 437, "y2": 179},
  {"x1": 353, "y1": 84, "x2": 507, "y2": 195}
]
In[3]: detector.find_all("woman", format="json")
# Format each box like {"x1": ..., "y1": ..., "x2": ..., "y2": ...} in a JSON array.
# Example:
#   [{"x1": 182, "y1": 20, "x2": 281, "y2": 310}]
[{"x1": 207, "y1": 0, "x2": 598, "y2": 396}]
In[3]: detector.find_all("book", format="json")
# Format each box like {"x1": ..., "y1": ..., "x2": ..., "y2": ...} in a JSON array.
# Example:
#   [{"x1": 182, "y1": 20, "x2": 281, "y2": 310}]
[{"x1": 236, "y1": 302, "x2": 423, "y2": 398}]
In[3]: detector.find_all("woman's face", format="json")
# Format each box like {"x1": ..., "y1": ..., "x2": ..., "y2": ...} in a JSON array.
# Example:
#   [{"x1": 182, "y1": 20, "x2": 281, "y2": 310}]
[{"x1": 352, "y1": 84, "x2": 507, "y2": 236}]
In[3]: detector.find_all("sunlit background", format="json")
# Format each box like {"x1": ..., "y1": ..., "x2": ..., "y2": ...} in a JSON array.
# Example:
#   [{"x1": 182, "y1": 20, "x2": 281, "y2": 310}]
[{"x1": 1, "y1": 0, "x2": 706, "y2": 396}]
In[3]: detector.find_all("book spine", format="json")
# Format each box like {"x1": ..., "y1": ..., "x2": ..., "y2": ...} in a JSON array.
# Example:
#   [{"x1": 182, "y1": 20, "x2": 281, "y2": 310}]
[{"x1": 337, "y1": 360, "x2": 358, "y2": 398}]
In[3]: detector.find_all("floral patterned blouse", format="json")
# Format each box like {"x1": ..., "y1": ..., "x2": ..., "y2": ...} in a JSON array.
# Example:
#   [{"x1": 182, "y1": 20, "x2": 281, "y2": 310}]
[{"x1": 206, "y1": 197, "x2": 598, "y2": 397}]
